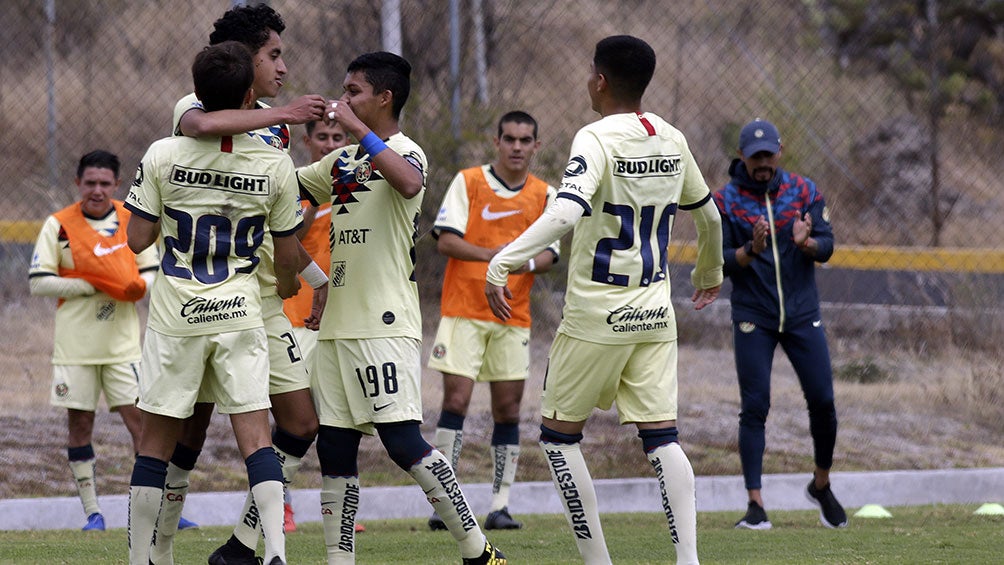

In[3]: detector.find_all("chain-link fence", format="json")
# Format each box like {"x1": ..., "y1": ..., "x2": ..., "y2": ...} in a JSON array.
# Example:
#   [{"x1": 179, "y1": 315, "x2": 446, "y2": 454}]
[{"x1": 2, "y1": 0, "x2": 1003, "y2": 502}]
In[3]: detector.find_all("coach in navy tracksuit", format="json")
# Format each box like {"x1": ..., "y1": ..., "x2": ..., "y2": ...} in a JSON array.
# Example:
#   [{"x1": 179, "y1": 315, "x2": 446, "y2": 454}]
[{"x1": 714, "y1": 119, "x2": 848, "y2": 531}]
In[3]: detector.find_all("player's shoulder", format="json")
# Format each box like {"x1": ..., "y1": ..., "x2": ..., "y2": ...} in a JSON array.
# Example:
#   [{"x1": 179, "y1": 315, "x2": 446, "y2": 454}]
[{"x1": 389, "y1": 132, "x2": 427, "y2": 160}]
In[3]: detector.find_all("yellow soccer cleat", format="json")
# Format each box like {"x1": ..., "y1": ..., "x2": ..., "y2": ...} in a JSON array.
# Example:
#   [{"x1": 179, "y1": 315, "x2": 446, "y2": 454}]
[{"x1": 462, "y1": 540, "x2": 506, "y2": 565}]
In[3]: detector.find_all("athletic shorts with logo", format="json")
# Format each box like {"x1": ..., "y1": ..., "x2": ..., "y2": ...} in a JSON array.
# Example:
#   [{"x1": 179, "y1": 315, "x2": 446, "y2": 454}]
[
  {"x1": 50, "y1": 362, "x2": 140, "y2": 411},
  {"x1": 428, "y1": 316, "x2": 529, "y2": 382},
  {"x1": 311, "y1": 336, "x2": 423, "y2": 435}
]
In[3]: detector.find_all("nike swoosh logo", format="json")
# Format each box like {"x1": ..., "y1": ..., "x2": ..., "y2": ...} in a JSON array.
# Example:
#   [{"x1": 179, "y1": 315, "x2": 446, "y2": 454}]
[
  {"x1": 373, "y1": 402, "x2": 394, "y2": 412},
  {"x1": 481, "y1": 205, "x2": 521, "y2": 221},
  {"x1": 812, "y1": 320, "x2": 822, "y2": 327},
  {"x1": 93, "y1": 242, "x2": 128, "y2": 257}
]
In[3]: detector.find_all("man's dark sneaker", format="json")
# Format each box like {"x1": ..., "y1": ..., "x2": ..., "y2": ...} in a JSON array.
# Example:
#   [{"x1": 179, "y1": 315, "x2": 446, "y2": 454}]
[
  {"x1": 484, "y1": 507, "x2": 522, "y2": 530},
  {"x1": 428, "y1": 511, "x2": 448, "y2": 531},
  {"x1": 806, "y1": 479, "x2": 848, "y2": 528},
  {"x1": 207, "y1": 534, "x2": 262, "y2": 565},
  {"x1": 462, "y1": 540, "x2": 506, "y2": 565},
  {"x1": 266, "y1": 558, "x2": 284, "y2": 565},
  {"x1": 734, "y1": 501, "x2": 772, "y2": 530}
]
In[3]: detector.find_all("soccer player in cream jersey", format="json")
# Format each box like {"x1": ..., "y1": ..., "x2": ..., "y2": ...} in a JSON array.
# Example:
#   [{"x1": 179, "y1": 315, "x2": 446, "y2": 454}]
[
  {"x1": 298, "y1": 51, "x2": 505, "y2": 565},
  {"x1": 29, "y1": 150, "x2": 158, "y2": 532},
  {"x1": 486, "y1": 36, "x2": 723, "y2": 565},
  {"x1": 147, "y1": 5, "x2": 334, "y2": 564},
  {"x1": 124, "y1": 41, "x2": 301, "y2": 565}
]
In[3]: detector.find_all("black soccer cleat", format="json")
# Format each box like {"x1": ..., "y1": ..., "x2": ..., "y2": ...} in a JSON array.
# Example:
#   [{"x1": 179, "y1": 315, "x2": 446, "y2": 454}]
[{"x1": 484, "y1": 507, "x2": 523, "y2": 530}]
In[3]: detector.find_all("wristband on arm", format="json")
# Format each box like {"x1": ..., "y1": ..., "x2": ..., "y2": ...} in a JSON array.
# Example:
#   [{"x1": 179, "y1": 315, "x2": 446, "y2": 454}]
[
  {"x1": 359, "y1": 132, "x2": 388, "y2": 158},
  {"x1": 527, "y1": 258, "x2": 536, "y2": 273},
  {"x1": 743, "y1": 241, "x2": 759, "y2": 257},
  {"x1": 300, "y1": 261, "x2": 328, "y2": 289}
]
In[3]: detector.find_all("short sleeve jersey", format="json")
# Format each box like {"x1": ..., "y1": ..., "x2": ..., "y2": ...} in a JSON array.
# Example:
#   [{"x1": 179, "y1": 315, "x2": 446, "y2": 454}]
[
  {"x1": 555, "y1": 112, "x2": 712, "y2": 344},
  {"x1": 433, "y1": 165, "x2": 560, "y2": 327},
  {"x1": 29, "y1": 208, "x2": 159, "y2": 364},
  {"x1": 124, "y1": 134, "x2": 302, "y2": 336},
  {"x1": 172, "y1": 93, "x2": 293, "y2": 299},
  {"x1": 297, "y1": 133, "x2": 427, "y2": 340}
]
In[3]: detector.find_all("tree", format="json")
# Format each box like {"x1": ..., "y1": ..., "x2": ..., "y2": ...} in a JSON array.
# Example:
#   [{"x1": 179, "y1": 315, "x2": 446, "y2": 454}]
[{"x1": 814, "y1": 0, "x2": 1004, "y2": 245}]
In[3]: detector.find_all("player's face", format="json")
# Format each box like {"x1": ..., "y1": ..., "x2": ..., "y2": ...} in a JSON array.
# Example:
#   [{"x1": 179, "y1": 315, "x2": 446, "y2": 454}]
[
  {"x1": 341, "y1": 71, "x2": 388, "y2": 129},
  {"x1": 252, "y1": 30, "x2": 287, "y2": 100},
  {"x1": 303, "y1": 122, "x2": 349, "y2": 163},
  {"x1": 740, "y1": 148, "x2": 783, "y2": 183},
  {"x1": 75, "y1": 166, "x2": 119, "y2": 218},
  {"x1": 494, "y1": 121, "x2": 540, "y2": 176}
]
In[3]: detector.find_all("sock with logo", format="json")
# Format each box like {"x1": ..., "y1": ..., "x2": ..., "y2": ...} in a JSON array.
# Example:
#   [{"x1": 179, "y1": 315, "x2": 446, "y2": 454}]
[
  {"x1": 150, "y1": 443, "x2": 200, "y2": 564},
  {"x1": 273, "y1": 426, "x2": 314, "y2": 492},
  {"x1": 540, "y1": 425, "x2": 610, "y2": 565},
  {"x1": 246, "y1": 447, "x2": 286, "y2": 565},
  {"x1": 434, "y1": 410, "x2": 465, "y2": 469},
  {"x1": 317, "y1": 425, "x2": 362, "y2": 564},
  {"x1": 128, "y1": 455, "x2": 168, "y2": 565},
  {"x1": 321, "y1": 475, "x2": 361, "y2": 565},
  {"x1": 640, "y1": 428, "x2": 698, "y2": 565},
  {"x1": 377, "y1": 421, "x2": 485, "y2": 559},
  {"x1": 489, "y1": 422, "x2": 520, "y2": 511},
  {"x1": 408, "y1": 449, "x2": 486, "y2": 558},
  {"x1": 68, "y1": 444, "x2": 100, "y2": 517}
]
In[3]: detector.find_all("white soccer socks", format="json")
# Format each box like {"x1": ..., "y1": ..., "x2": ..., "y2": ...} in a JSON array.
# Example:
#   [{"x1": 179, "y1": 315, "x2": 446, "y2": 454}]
[
  {"x1": 148, "y1": 461, "x2": 190, "y2": 564},
  {"x1": 434, "y1": 426, "x2": 464, "y2": 469},
  {"x1": 539, "y1": 438, "x2": 611, "y2": 565},
  {"x1": 250, "y1": 480, "x2": 286, "y2": 564},
  {"x1": 410, "y1": 449, "x2": 486, "y2": 559},
  {"x1": 68, "y1": 446, "x2": 100, "y2": 517},
  {"x1": 646, "y1": 440, "x2": 699, "y2": 565},
  {"x1": 490, "y1": 443, "x2": 520, "y2": 512},
  {"x1": 320, "y1": 475, "x2": 362, "y2": 565}
]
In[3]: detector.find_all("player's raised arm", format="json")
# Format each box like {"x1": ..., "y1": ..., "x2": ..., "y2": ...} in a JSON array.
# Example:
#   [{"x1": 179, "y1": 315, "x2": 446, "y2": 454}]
[{"x1": 178, "y1": 94, "x2": 328, "y2": 138}]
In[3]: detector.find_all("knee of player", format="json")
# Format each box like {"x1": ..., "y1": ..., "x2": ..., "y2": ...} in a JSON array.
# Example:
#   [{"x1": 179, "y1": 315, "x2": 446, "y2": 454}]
[
  {"x1": 637, "y1": 427, "x2": 679, "y2": 454},
  {"x1": 377, "y1": 421, "x2": 432, "y2": 470},
  {"x1": 539, "y1": 424, "x2": 584, "y2": 445}
]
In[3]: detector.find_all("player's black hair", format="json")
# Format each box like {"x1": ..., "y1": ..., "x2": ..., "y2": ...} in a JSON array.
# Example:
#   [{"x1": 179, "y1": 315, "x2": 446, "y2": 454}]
[
  {"x1": 77, "y1": 150, "x2": 120, "y2": 179},
  {"x1": 209, "y1": 2, "x2": 285, "y2": 53},
  {"x1": 193, "y1": 41, "x2": 255, "y2": 112},
  {"x1": 593, "y1": 35, "x2": 656, "y2": 101},
  {"x1": 347, "y1": 52, "x2": 412, "y2": 120},
  {"x1": 497, "y1": 110, "x2": 538, "y2": 139}
]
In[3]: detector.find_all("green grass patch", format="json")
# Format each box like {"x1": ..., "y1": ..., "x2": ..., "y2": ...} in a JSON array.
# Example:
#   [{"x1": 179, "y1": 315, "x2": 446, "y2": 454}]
[{"x1": 1, "y1": 505, "x2": 1001, "y2": 563}]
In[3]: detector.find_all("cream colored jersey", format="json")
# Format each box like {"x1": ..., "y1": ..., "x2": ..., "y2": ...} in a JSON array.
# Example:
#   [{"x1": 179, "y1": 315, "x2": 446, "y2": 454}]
[
  {"x1": 173, "y1": 93, "x2": 291, "y2": 299},
  {"x1": 29, "y1": 210, "x2": 159, "y2": 364},
  {"x1": 554, "y1": 112, "x2": 714, "y2": 344},
  {"x1": 125, "y1": 134, "x2": 302, "y2": 336},
  {"x1": 297, "y1": 132, "x2": 428, "y2": 340}
]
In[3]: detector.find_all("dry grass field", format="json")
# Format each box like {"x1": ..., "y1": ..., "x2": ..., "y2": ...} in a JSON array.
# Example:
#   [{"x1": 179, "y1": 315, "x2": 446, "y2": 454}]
[{"x1": 3, "y1": 291, "x2": 1003, "y2": 502}]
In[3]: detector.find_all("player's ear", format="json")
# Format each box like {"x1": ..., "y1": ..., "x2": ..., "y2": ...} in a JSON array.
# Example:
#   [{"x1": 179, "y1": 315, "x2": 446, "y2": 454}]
[{"x1": 242, "y1": 87, "x2": 255, "y2": 110}]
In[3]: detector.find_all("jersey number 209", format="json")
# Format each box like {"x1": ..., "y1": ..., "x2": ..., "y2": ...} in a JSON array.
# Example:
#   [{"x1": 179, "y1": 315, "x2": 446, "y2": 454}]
[{"x1": 161, "y1": 206, "x2": 266, "y2": 283}]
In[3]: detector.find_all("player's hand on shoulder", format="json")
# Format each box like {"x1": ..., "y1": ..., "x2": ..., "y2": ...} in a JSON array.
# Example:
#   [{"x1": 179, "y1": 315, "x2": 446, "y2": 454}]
[{"x1": 283, "y1": 95, "x2": 327, "y2": 125}]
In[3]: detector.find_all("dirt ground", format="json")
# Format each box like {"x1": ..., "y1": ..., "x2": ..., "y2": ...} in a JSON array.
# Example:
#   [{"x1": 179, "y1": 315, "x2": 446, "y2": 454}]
[{"x1": 4, "y1": 298, "x2": 1004, "y2": 502}]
